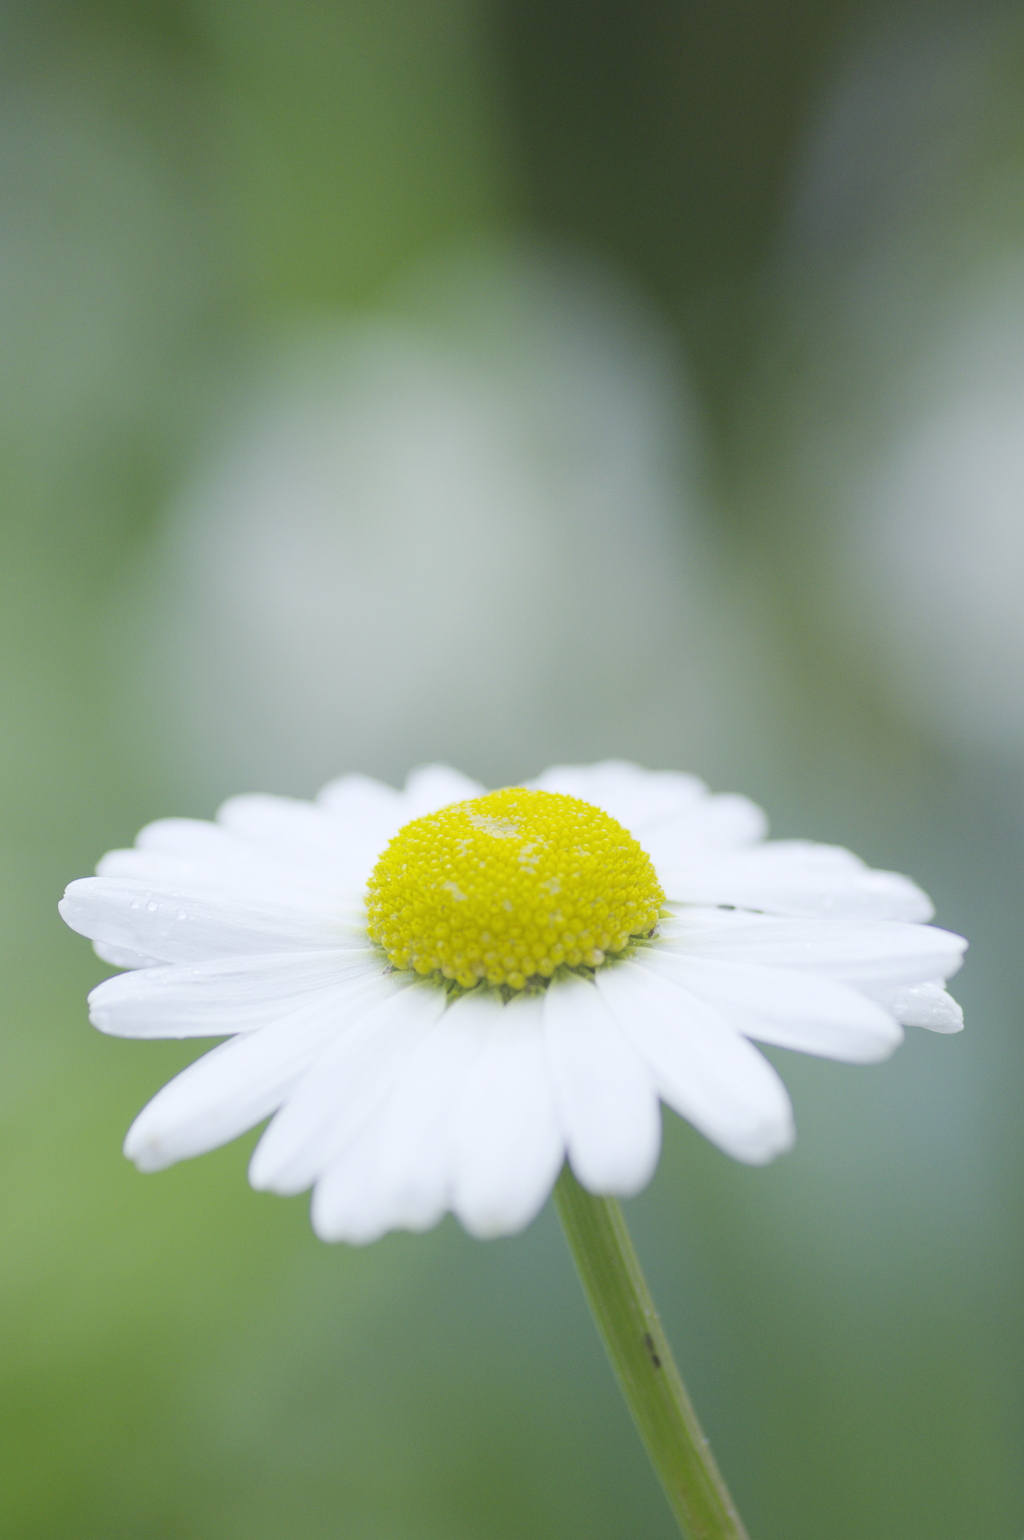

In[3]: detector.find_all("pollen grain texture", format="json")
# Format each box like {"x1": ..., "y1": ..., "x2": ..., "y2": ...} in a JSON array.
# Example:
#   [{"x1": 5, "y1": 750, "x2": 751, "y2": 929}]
[{"x1": 365, "y1": 788, "x2": 664, "y2": 991}]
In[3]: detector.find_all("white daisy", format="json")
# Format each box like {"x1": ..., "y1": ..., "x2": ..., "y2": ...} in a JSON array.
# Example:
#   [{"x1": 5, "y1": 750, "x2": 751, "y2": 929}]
[{"x1": 59, "y1": 762, "x2": 966, "y2": 1244}]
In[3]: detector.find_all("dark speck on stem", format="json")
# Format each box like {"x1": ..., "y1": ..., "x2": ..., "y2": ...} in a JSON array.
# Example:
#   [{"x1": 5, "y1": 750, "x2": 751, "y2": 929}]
[{"x1": 644, "y1": 1332, "x2": 662, "y2": 1370}]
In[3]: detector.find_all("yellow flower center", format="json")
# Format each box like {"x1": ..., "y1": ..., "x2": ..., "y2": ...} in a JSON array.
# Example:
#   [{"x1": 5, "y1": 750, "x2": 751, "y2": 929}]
[{"x1": 365, "y1": 788, "x2": 664, "y2": 992}]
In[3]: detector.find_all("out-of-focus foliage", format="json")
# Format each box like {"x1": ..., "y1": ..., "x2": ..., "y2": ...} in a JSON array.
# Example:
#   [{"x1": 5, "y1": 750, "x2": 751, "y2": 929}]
[
  {"x1": 1, "y1": 3, "x2": 1022, "y2": 1539},
  {"x1": 738, "y1": 8, "x2": 1024, "y2": 760}
]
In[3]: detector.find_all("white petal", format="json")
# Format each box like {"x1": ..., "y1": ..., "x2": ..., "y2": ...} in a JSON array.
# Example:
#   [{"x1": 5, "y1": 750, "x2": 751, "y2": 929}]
[
  {"x1": 451, "y1": 992, "x2": 563, "y2": 1239},
  {"x1": 641, "y1": 794, "x2": 768, "y2": 860},
  {"x1": 308, "y1": 1131, "x2": 384, "y2": 1245},
  {"x1": 884, "y1": 980, "x2": 964, "y2": 1033},
  {"x1": 525, "y1": 761, "x2": 766, "y2": 857},
  {"x1": 99, "y1": 816, "x2": 366, "y2": 911},
  {"x1": 542, "y1": 973, "x2": 660, "y2": 1195},
  {"x1": 660, "y1": 842, "x2": 934, "y2": 921},
  {"x1": 311, "y1": 1006, "x2": 487, "y2": 1243},
  {"x1": 596, "y1": 959, "x2": 795, "y2": 1164},
  {"x1": 660, "y1": 908, "x2": 966, "y2": 990},
  {"x1": 92, "y1": 940, "x2": 160, "y2": 970},
  {"x1": 96, "y1": 844, "x2": 245, "y2": 892},
  {"x1": 315, "y1": 773, "x2": 409, "y2": 867},
  {"x1": 526, "y1": 761, "x2": 706, "y2": 831},
  {"x1": 216, "y1": 793, "x2": 385, "y2": 889},
  {"x1": 638, "y1": 948, "x2": 902, "y2": 1063},
  {"x1": 316, "y1": 770, "x2": 405, "y2": 824},
  {"x1": 136, "y1": 817, "x2": 239, "y2": 859},
  {"x1": 88, "y1": 950, "x2": 381, "y2": 1038},
  {"x1": 97, "y1": 846, "x2": 340, "y2": 910},
  {"x1": 402, "y1": 764, "x2": 487, "y2": 815},
  {"x1": 123, "y1": 990, "x2": 363, "y2": 1172},
  {"x1": 117, "y1": 817, "x2": 245, "y2": 874},
  {"x1": 59, "y1": 876, "x2": 359, "y2": 965},
  {"x1": 249, "y1": 980, "x2": 445, "y2": 1195}
]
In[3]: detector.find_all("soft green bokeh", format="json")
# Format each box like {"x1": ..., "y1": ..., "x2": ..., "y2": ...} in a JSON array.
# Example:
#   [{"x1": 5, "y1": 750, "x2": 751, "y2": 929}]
[{"x1": 2, "y1": 3, "x2": 1022, "y2": 1538}]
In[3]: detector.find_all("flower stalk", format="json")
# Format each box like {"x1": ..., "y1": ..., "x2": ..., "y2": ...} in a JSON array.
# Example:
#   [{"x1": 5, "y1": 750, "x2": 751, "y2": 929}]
[{"x1": 553, "y1": 1165, "x2": 750, "y2": 1540}]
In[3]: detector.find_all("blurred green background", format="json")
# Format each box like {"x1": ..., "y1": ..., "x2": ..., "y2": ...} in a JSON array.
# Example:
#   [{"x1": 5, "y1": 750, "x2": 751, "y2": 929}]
[{"x1": 3, "y1": 2, "x2": 1023, "y2": 1536}]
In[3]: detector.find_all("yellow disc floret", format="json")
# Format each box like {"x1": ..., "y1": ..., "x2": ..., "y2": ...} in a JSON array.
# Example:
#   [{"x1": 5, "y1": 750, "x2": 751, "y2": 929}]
[{"x1": 365, "y1": 788, "x2": 664, "y2": 991}]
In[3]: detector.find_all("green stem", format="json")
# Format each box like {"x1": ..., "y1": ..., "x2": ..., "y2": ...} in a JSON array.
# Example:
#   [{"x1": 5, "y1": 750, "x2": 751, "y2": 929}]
[{"x1": 553, "y1": 1165, "x2": 750, "y2": 1540}]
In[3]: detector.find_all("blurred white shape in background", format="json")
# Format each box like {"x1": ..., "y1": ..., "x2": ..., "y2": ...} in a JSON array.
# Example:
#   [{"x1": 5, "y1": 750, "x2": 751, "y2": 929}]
[
  {"x1": 126, "y1": 244, "x2": 751, "y2": 797},
  {"x1": 748, "y1": 8, "x2": 1024, "y2": 759},
  {"x1": 829, "y1": 278, "x2": 1024, "y2": 756}
]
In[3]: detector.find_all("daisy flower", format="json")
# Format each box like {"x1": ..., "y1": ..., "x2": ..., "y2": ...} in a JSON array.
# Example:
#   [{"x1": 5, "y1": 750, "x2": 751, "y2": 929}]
[{"x1": 59, "y1": 762, "x2": 966, "y2": 1244}]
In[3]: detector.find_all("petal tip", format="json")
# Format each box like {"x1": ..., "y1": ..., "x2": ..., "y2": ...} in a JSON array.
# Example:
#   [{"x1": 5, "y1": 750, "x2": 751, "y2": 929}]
[
  {"x1": 734, "y1": 1116, "x2": 797, "y2": 1166},
  {"x1": 123, "y1": 1130, "x2": 171, "y2": 1174}
]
